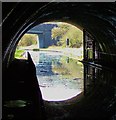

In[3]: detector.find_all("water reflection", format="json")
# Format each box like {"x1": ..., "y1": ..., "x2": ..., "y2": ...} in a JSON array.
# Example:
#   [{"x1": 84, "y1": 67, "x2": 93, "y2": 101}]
[
  {"x1": 29, "y1": 51, "x2": 83, "y2": 101},
  {"x1": 82, "y1": 64, "x2": 116, "y2": 119}
]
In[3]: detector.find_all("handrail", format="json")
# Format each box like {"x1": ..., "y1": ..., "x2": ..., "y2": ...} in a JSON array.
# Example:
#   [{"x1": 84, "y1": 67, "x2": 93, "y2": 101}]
[{"x1": 79, "y1": 60, "x2": 116, "y2": 73}]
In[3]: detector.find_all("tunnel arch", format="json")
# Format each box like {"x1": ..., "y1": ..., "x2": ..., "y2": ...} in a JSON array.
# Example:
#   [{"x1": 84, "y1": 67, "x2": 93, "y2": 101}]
[
  {"x1": 2, "y1": 2, "x2": 116, "y2": 120},
  {"x1": 3, "y1": 2, "x2": 116, "y2": 69},
  {"x1": 14, "y1": 21, "x2": 84, "y2": 102}
]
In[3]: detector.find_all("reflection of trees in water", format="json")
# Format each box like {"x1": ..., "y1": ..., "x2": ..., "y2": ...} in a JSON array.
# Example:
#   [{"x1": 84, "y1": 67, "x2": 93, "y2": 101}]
[
  {"x1": 52, "y1": 56, "x2": 83, "y2": 79},
  {"x1": 52, "y1": 56, "x2": 70, "y2": 76},
  {"x1": 36, "y1": 52, "x2": 83, "y2": 79},
  {"x1": 65, "y1": 58, "x2": 83, "y2": 78},
  {"x1": 37, "y1": 52, "x2": 83, "y2": 82},
  {"x1": 52, "y1": 66, "x2": 70, "y2": 75},
  {"x1": 36, "y1": 52, "x2": 83, "y2": 101}
]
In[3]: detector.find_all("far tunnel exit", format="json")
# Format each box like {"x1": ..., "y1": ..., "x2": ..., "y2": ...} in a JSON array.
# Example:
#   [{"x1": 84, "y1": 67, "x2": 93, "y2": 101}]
[{"x1": 14, "y1": 22, "x2": 84, "y2": 102}]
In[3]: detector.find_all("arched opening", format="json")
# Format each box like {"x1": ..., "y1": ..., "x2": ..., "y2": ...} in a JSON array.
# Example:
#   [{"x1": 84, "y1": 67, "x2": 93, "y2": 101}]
[
  {"x1": 14, "y1": 22, "x2": 84, "y2": 101},
  {"x1": 2, "y1": 2, "x2": 116, "y2": 120}
]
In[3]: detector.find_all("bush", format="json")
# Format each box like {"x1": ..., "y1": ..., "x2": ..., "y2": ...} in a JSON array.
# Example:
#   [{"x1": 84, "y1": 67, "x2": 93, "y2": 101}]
[
  {"x1": 15, "y1": 49, "x2": 25, "y2": 58},
  {"x1": 33, "y1": 48, "x2": 40, "y2": 51},
  {"x1": 18, "y1": 34, "x2": 37, "y2": 47},
  {"x1": 52, "y1": 23, "x2": 83, "y2": 48}
]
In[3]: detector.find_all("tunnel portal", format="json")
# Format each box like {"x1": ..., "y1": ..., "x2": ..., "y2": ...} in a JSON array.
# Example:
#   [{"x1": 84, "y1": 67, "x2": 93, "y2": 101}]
[{"x1": 2, "y1": 2, "x2": 116, "y2": 120}]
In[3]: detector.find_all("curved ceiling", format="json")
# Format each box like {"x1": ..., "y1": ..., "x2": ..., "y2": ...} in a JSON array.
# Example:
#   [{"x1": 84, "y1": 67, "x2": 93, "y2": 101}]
[
  {"x1": 2, "y1": 3, "x2": 116, "y2": 120},
  {"x1": 2, "y1": 2, "x2": 116, "y2": 68}
]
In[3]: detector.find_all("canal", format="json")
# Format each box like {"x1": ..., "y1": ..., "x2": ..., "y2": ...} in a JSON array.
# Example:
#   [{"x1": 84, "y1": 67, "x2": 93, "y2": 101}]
[
  {"x1": 29, "y1": 50, "x2": 116, "y2": 120},
  {"x1": 29, "y1": 50, "x2": 84, "y2": 101}
]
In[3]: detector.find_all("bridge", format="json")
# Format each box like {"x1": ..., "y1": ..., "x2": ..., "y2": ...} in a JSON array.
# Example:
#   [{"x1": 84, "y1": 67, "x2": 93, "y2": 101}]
[{"x1": 27, "y1": 23, "x2": 58, "y2": 48}]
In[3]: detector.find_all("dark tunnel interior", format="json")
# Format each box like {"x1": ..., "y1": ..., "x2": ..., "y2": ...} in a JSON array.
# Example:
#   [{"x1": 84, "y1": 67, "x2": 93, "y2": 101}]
[{"x1": 2, "y1": 2, "x2": 116, "y2": 120}]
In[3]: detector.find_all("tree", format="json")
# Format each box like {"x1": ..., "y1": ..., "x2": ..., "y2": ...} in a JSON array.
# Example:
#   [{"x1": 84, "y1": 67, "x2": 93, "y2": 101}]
[
  {"x1": 61, "y1": 26, "x2": 83, "y2": 48},
  {"x1": 18, "y1": 34, "x2": 37, "y2": 47},
  {"x1": 51, "y1": 22, "x2": 83, "y2": 48}
]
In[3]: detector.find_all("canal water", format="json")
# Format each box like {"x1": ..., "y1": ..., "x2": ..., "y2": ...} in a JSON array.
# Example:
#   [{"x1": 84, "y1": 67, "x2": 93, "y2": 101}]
[{"x1": 29, "y1": 51, "x2": 83, "y2": 101}]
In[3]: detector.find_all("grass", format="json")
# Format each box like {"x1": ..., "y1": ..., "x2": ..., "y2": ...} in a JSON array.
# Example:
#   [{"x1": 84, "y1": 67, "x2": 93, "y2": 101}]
[{"x1": 15, "y1": 49, "x2": 25, "y2": 59}]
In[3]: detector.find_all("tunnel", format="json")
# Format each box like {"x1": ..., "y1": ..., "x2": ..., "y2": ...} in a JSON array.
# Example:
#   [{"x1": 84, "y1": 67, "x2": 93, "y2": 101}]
[{"x1": 2, "y1": 2, "x2": 116, "y2": 120}]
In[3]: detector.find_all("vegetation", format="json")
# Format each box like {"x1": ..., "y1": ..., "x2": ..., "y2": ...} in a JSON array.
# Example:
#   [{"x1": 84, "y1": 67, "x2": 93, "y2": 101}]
[
  {"x1": 61, "y1": 57, "x2": 83, "y2": 78},
  {"x1": 18, "y1": 34, "x2": 37, "y2": 47},
  {"x1": 52, "y1": 56, "x2": 83, "y2": 79},
  {"x1": 52, "y1": 23, "x2": 83, "y2": 48},
  {"x1": 52, "y1": 23, "x2": 70, "y2": 40},
  {"x1": 33, "y1": 48, "x2": 40, "y2": 51},
  {"x1": 15, "y1": 49, "x2": 25, "y2": 59},
  {"x1": 15, "y1": 34, "x2": 38, "y2": 59}
]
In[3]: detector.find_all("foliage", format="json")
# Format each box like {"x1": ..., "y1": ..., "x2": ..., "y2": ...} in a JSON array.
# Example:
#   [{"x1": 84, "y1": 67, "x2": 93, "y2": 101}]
[
  {"x1": 52, "y1": 23, "x2": 83, "y2": 48},
  {"x1": 61, "y1": 57, "x2": 83, "y2": 78},
  {"x1": 33, "y1": 48, "x2": 40, "y2": 51},
  {"x1": 15, "y1": 49, "x2": 25, "y2": 59},
  {"x1": 61, "y1": 26, "x2": 82, "y2": 48},
  {"x1": 52, "y1": 23, "x2": 70, "y2": 40},
  {"x1": 52, "y1": 56, "x2": 83, "y2": 78},
  {"x1": 18, "y1": 34, "x2": 37, "y2": 47}
]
